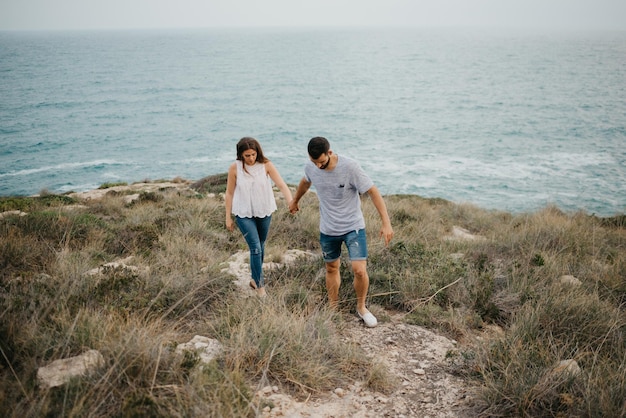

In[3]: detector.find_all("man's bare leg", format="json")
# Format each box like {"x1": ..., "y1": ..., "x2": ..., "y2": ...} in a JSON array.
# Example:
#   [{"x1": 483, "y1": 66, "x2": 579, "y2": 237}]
[
  {"x1": 325, "y1": 259, "x2": 341, "y2": 309},
  {"x1": 352, "y1": 260, "x2": 369, "y2": 314},
  {"x1": 352, "y1": 260, "x2": 377, "y2": 327}
]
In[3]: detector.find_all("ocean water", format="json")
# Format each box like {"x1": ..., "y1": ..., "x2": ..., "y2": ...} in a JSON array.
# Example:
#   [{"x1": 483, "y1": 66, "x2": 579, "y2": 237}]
[{"x1": 1, "y1": 27, "x2": 625, "y2": 216}]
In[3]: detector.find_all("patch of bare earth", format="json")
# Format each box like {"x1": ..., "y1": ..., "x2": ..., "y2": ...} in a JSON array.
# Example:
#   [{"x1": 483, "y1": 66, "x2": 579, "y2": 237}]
[{"x1": 252, "y1": 310, "x2": 472, "y2": 418}]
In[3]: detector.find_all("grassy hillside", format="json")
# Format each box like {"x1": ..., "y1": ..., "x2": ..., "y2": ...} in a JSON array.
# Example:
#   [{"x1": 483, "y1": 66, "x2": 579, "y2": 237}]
[{"x1": 1, "y1": 176, "x2": 624, "y2": 417}]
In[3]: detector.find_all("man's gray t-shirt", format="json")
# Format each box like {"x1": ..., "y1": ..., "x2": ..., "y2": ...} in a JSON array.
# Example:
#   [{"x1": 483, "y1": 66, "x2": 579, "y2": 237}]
[{"x1": 304, "y1": 155, "x2": 374, "y2": 236}]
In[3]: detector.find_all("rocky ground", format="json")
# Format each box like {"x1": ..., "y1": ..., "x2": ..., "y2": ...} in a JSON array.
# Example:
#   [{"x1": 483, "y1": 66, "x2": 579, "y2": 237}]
[
  {"x1": 223, "y1": 250, "x2": 475, "y2": 418},
  {"x1": 253, "y1": 313, "x2": 473, "y2": 418}
]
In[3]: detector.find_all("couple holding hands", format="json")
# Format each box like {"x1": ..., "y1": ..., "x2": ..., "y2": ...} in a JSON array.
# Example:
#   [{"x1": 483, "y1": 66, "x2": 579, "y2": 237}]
[{"x1": 224, "y1": 136, "x2": 394, "y2": 328}]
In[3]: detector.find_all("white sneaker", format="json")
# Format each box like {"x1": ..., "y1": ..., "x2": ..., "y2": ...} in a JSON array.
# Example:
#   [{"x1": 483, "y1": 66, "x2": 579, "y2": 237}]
[{"x1": 357, "y1": 309, "x2": 378, "y2": 328}]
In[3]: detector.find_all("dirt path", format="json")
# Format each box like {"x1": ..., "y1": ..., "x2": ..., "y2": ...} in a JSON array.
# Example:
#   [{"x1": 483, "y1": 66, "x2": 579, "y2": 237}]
[
  {"x1": 222, "y1": 251, "x2": 474, "y2": 418},
  {"x1": 254, "y1": 313, "x2": 472, "y2": 417}
]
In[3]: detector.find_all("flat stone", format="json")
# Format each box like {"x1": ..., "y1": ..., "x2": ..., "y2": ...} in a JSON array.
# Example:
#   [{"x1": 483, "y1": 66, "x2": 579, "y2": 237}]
[
  {"x1": 37, "y1": 349, "x2": 105, "y2": 388},
  {"x1": 175, "y1": 335, "x2": 223, "y2": 365},
  {"x1": 559, "y1": 275, "x2": 582, "y2": 286}
]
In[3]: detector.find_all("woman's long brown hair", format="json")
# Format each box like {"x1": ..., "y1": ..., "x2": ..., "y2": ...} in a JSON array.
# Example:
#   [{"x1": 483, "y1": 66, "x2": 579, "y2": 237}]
[{"x1": 236, "y1": 137, "x2": 268, "y2": 173}]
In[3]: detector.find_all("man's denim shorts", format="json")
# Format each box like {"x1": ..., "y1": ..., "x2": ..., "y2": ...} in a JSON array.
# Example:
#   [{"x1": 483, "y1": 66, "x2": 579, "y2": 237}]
[{"x1": 320, "y1": 229, "x2": 368, "y2": 262}]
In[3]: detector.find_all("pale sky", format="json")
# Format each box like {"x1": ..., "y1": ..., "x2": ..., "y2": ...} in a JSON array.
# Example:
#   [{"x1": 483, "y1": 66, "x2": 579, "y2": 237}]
[{"x1": 1, "y1": 0, "x2": 625, "y2": 31}]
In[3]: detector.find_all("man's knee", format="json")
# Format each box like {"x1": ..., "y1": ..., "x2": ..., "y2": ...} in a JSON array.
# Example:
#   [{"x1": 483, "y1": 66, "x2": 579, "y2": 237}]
[
  {"x1": 325, "y1": 260, "x2": 340, "y2": 274},
  {"x1": 352, "y1": 262, "x2": 368, "y2": 280}
]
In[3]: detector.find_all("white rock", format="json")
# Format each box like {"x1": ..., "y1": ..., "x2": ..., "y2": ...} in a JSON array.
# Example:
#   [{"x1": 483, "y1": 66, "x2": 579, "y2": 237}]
[
  {"x1": 123, "y1": 194, "x2": 140, "y2": 204},
  {"x1": 554, "y1": 359, "x2": 581, "y2": 376},
  {"x1": 559, "y1": 275, "x2": 582, "y2": 286},
  {"x1": 69, "y1": 181, "x2": 191, "y2": 201},
  {"x1": 222, "y1": 249, "x2": 318, "y2": 292},
  {"x1": 445, "y1": 226, "x2": 485, "y2": 242},
  {"x1": 37, "y1": 349, "x2": 105, "y2": 389},
  {"x1": 85, "y1": 256, "x2": 139, "y2": 276},
  {"x1": 0, "y1": 210, "x2": 28, "y2": 219},
  {"x1": 175, "y1": 335, "x2": 223, "y2": 365},
  {"x1": 281, "y1": 249, "x2": 318, "y2": 264}
]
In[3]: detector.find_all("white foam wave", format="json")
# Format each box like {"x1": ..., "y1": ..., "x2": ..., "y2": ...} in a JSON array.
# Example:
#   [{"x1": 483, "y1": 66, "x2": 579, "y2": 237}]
[
  {"x1": 390, "y1": 151, "x2": 619, "y2": 182},
  {"x1": 56, "y1": 183, "x2": 102, "y2": 193},
  {"x1": 0, "y1": 160, "x2": 120, "y2": 178}
]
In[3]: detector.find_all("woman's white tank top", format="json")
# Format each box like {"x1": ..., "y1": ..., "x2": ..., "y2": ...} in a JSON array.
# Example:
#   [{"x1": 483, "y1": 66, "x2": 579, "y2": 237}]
[{"x1": 231, "y1": 161, "x2": 277, "y2": 218}]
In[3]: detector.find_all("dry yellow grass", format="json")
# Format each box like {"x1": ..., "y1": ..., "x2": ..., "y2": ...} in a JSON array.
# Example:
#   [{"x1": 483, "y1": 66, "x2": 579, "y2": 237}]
[{"x1": 0, "y1": 177, "x2": 624, "y2": 417}]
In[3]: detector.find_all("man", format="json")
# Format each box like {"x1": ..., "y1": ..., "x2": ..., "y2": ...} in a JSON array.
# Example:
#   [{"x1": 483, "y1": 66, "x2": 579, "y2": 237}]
[{"x1": 289, "y1": 137, "x2": 394, "y2": 327}]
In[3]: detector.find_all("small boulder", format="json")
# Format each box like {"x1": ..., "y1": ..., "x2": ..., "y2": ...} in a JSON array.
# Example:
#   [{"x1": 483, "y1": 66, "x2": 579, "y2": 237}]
[
  {"x1": 84, "y1": 256, "x2": 143, "y2": 276},
  {"x1": 123, "y1": 194, "x2": 140, "y2": 204},
  {"x1": 559, "y1": 275, "x2": 581, "y2": 286},
  {"x1": 445, "y1": 226, "x2": 485, "y2": 242},
  {"x1": 37, "y1": 349, "x2": 105, "y2": 389},
  {"x1": 175, "y1": 335, "x2": 223, "y2": 365},
  {"x1": 553, "y1": 359, "x2": 581, "y2": 377},
  {"x1": 0, "y1": 210, "x2": 28, "y2": 219}
]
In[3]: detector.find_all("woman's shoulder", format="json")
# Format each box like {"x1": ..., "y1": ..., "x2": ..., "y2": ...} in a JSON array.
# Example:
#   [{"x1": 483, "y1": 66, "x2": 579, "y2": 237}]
[{"x1": 228, "y1": 161, "x2": 239, "y2": 173}]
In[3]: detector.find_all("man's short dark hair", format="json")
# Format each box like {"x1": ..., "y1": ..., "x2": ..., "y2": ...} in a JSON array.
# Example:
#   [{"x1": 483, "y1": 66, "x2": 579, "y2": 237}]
[{"x1": 308, "y1": 137, "x2": 330, "y2": 159}]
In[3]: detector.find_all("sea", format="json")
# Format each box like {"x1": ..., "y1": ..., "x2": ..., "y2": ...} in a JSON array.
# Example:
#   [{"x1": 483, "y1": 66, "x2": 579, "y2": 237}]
[{"x1": 1, "y1": 27, "x2": 625, "y2": 216}]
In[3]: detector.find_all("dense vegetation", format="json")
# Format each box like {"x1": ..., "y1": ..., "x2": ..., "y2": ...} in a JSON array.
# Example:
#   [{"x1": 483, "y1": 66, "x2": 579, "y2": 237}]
[{"x1": 1, "y1": 176, "x2": 624, "y2": 417}]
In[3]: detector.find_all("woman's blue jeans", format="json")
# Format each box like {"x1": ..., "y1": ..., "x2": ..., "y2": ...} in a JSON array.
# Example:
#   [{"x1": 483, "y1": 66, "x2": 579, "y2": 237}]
[{"x1": 235, "y1": 215, "x2": 272, "y2": 288}]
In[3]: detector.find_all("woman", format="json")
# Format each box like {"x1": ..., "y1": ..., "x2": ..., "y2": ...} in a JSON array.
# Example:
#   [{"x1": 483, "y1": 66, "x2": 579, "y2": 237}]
[{"x1": 225, "y1": 137, "x2": 293, "y2": 297}]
